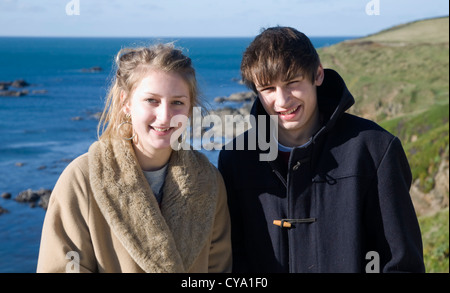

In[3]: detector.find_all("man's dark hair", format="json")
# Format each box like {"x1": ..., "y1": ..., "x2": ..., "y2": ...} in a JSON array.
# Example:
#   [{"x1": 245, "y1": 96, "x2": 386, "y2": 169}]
[{"x1": 241, "y1": 26, "x2": 321, "y2": 92}]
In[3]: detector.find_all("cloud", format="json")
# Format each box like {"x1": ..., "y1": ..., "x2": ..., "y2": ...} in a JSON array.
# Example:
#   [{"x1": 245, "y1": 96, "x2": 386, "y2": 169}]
[
  {"x1": 0, "y1": 0, "x2": 46, "y2": 13},
  {"x1": 0, "y1": 0, "x2": 448, "y2": 37}
]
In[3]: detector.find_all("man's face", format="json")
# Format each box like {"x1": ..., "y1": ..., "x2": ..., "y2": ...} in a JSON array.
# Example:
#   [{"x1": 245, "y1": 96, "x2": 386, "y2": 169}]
[{"x1": 255, "y1": 65, "x2": 324, "y2": 147}]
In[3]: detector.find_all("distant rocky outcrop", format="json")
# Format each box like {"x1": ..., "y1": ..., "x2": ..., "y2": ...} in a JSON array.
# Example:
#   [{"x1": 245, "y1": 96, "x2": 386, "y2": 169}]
[
  {"x1": 193, "y1": 92, "x2": 255, "y2": 142},
  {"x1": 71, "y1": 110, "x2": 103, "y2": 122},
  {"x1": 11, "y1": 79, "x2": 30, "y2": 88},
  {"x1": 214, "y1": 91, "x2": 255, "y2": 103},
  {"x1": 81, "y1": 66, "x2": 103, "y2": 73},
  {"x1": 14, "y1": 188, "x2": 52, "y2": 210},
  {"x1": 0, "y1": 79, "x2": 47, "y2": 97},
  {"x1": 0, "y1": 206, "x2": 8, "y2": 215},
  {"x1": 212, "y1": 91, "x2": 254, "y2": 116},
  {"x1": 1, "y1": 188, "x2": 52, "y2": 213},
  {"x1": 0, "y1": 90, "x2": 29, "y2": 97}
]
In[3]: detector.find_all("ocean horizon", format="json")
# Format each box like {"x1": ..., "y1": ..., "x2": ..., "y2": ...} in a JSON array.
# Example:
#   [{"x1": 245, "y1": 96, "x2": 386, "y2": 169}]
[{"x1": 0, "y1": 36, "x2": 355, "y2": 272}]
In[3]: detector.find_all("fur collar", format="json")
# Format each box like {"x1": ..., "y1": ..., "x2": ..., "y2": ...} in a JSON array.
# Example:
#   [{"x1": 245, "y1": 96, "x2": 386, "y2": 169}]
[{"x1": 88, "y1": 139, "x2": 218, "y2": 272}]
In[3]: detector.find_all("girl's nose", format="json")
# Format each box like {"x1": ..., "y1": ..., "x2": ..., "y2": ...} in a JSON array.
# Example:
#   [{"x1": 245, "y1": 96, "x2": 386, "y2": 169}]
[{"x1": 155, "y1": 102, "x2": 172, "y2": 125}]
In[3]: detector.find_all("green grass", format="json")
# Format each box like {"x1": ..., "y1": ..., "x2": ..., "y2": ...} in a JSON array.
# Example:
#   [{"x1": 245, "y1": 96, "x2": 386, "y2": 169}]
[
  {"x1": 318, "y1": 17, "x2": 449, "y2": 273},
  {"x1": 364, "y1": 16, "x2": 449, "y2": 45},
  {"x1": 319, "y1": 41, "x2": 449, "y2": 122},
  {"x1": 380, "y1": 103, "x2": 449, "y2": 192},
  {"x1": 419, "y1": 208, "x2": 449, "y2": 273},
  {"x1": 318, "y1": 17, "x2": 449, "y2": 192}
]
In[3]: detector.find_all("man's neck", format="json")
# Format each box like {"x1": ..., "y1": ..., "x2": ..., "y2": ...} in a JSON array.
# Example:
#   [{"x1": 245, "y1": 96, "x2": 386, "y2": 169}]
[{"x1": 277, "y1": 110, "x2": 321, "y2": 147}]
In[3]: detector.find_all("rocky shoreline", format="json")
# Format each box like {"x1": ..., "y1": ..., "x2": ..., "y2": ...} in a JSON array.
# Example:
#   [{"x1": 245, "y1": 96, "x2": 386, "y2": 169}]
[
  {"x1": 0, "y1": 79, "x2": 49, "y2": 97},
  {"x1": 1, "y1": 189, "x2": 51, "y2": 213},
  {"x1": 203, "y1": 91, "x2": 255, "y2": 139},
  {"x1": 0, "y1": 67, "x2": 102, "y2": 98}
]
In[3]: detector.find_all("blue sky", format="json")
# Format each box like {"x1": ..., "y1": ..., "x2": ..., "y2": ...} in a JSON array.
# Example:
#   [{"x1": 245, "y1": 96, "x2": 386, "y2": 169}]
[{"x1": 0, "y1": 0, "x2": 448, "y2": 37}]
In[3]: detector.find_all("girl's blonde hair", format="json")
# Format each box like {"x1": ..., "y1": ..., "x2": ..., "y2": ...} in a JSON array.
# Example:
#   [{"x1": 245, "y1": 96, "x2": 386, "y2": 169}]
[{"x1": 97, "y1": 43, "x2": 199, "y2": 141}]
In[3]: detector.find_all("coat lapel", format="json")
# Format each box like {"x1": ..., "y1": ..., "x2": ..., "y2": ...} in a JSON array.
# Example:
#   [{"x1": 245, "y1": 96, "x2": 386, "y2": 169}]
[{"x1": 88, "y1": 139, "x2": 218, "y2": 272}]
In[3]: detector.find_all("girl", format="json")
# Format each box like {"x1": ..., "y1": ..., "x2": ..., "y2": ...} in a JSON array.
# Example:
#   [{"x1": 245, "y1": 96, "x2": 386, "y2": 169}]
[{"x1": 37, "y1": 44, "x2": 231, "y2": 273}]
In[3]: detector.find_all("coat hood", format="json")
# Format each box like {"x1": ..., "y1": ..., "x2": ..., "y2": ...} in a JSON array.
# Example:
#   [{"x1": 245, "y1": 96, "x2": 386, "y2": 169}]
[{"x1": 250, "y1": 68, "x2": 355, "y2": 143}]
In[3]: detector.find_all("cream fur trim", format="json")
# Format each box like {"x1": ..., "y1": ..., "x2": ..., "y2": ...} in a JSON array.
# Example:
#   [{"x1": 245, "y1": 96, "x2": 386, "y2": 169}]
[{"x1": 88, "y1": 139, "x2": 218, "y2": 272}]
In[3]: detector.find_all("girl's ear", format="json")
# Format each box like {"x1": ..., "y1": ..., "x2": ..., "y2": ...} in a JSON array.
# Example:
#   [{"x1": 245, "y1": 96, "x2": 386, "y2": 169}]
[
  {"x1": 120, "y1": 90, "x2": 130, "y2": 115},
  {"x1": 315, "y1": 64, "x2": 325, "y2": 86}
]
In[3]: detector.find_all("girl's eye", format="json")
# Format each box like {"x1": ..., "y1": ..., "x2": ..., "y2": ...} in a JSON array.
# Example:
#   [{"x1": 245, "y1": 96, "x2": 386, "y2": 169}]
[
  {"x1": 146, "y1": 98, "x2": 158, "y2": 104},
  {"x1": 173, "y1": 101, "x2": 184, "y2": 105}
]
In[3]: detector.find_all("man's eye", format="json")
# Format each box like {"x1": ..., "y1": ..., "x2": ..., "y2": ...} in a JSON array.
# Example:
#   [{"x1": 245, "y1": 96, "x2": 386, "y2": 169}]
[{"x1": 261, "y1": 87, "x2": 274, "y2": 92}]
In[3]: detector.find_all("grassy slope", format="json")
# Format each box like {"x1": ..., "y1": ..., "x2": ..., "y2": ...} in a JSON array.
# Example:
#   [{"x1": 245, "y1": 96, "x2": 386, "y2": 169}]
[
  {"x1": 318, "y1": 16, "x2": 449, "y2": 273},
  {"x1": 319, "y1": 16, "x2": 449, "y2": 193},
  {"x1": 419, "y1": 208, "x2": 449, "y2": 273}
]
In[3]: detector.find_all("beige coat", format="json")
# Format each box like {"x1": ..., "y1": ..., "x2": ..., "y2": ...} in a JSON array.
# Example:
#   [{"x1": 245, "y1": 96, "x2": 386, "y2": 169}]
[{"x1": 37, "y1": 139, "x2": 231, "y2": 273}]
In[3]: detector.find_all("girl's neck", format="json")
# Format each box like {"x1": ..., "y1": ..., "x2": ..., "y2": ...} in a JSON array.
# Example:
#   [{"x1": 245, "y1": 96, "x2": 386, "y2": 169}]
[{"x1": 132, "y1": 143, "x2": 172, "y2": 171}]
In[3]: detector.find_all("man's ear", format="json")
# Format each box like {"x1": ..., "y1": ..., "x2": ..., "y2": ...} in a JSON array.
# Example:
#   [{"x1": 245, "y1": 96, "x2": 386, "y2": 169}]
[{"x1": 315, "y1": 64, "x2": 325, "y2": 86}]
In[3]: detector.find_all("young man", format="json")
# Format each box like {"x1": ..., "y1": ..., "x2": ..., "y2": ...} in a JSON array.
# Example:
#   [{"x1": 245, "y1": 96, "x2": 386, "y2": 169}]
[{"x1": 218, "y1": 27, "x2": 425, "y2": 273}]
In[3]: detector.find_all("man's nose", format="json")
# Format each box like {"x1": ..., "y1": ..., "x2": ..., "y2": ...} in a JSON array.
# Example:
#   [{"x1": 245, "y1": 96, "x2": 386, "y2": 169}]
[{"x1": 274, "y1": 87, "x2": 291, "y2": 108}]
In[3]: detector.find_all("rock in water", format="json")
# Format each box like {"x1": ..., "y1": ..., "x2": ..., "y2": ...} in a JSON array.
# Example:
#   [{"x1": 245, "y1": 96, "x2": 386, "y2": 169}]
[
  {"x1": 0, "y1": 206, "x2": 9, "y2": 215},
  {"x1": 15, "y1": 189, "x2": 40, "y2": 203},
  {"x1": 14, "y1": 188, "x2": 52, "y2": 210}
]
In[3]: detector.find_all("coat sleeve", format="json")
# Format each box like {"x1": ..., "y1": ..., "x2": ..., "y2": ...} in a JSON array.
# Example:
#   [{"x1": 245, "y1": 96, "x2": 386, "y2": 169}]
[
  {"x1": 36, "y1": 155, "x2": 97, "y2": 273},
  {"x1": 375, "y1": 137, "x2": 425, "y2": 272},
  {"x1": 207, "y1": 169, "x2": 232, "y2": 273}
]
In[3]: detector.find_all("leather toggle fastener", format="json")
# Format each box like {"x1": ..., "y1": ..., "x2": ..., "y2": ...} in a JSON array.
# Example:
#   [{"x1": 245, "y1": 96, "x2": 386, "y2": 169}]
[
  {"x1": 292, "y1": 157, "x2": 310, "y2": 171},
  {"x1": 273, "y1": 218, "x2": 316, "y2": 228}
]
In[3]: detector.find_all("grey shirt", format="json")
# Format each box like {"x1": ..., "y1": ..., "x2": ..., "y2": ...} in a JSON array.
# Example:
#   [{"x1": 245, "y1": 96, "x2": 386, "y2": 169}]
[{"x1": 143, "y1": 164, "x2": 168, "y2": 205}]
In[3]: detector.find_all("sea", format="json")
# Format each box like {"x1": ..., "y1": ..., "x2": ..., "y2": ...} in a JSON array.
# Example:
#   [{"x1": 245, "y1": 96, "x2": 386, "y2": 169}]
[{"x1": 0, "y1": 36, "x2": 352, "y2": 272}]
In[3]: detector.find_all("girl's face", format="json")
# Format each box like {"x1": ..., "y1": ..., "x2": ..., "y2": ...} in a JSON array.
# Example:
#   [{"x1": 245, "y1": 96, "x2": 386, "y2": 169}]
[{"x1": 123, "y1": 69, "x2": 191, "y2": 162}]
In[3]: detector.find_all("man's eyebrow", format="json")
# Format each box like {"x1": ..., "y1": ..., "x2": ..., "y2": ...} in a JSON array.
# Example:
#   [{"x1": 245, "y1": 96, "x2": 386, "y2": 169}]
[
  {"x1": 255, "y1": 74, "x2": 305, "y2": 89},
  {"x1": 255, "y1": 84, "x2": 273, "y2": 90},
  {"x1": 283, "y1": 73, "x2": 304, "y2": 82}
]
